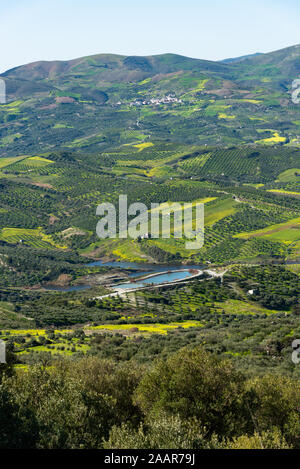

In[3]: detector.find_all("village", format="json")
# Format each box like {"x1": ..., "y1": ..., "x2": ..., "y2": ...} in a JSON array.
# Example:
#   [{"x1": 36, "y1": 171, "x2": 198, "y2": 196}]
[{"x1": 115, "y1": 94, "x2": 183, "y2": 107}]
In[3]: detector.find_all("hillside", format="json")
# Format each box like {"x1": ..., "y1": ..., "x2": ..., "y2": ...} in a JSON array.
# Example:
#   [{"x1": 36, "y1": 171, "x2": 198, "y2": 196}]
[
  {"x1": 0, "y1": 45, "x2": 300, "y2": 156},
  {"x1": 0, "y1": 46, "x2": 299, "y2": 268}
]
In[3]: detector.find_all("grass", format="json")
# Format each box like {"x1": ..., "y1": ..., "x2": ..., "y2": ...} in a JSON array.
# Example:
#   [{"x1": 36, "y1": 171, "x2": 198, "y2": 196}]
[
  {"x1": 149, "y1": 197, "x2": 216, "y2": 232},
  {"x1": 82, "y1": 237, "x2": 152, "y2": 262},
  {"x1": 276, "y1": 168, "x2": 300, "y2": 182},
  {"x1": 0, "y1": 133, "x2": 22, "y2": 146},
  {"x1": 0, "y1": 227, "x2": 67, "y2": 250},
  {"x1": 240, "y1": 99, "x2": 262, "y2": 104},
  {"x1": 249, "y1": 117, "x2": 266, "y2": 121},
  {"x1": 84, "y1": 197, "x2": 237, "y2": 262},
  {"x1": 204, "y1": 198, "x2": 237, "y2": 226},
  {"x1": 113, "y1": 197, "x2": 216, "y2": 243},
  {"x1": 147, "y1": 237, "x2": 193, "y2": 257},
  {"x1": 204, "y1": 104, "x2": 232, "y2": 117},
  {"x1": 181, "y1": 79, "x2": 209, "y2": 97},
  {"x1": 286, "y1": 264, "x2": 300, "y2": 276},
  {"x1": 267, "y1": 189, "x2": 300, "y2": 196},
  {"x1": 86, "y1": 320, "x2": 203, "y2": 335},
  {"x1": 27, "y1": 156, "x2": 54, "y2": 164},
  {"x1": 218, "y1": 113, "x2": 236, "y2": 119},
  {"x1": 19, "y1": 342, "x2": 89, "y2": 356},
  {"x1": 12, "y1": 156, "x2": 54, "y2": 170},
  {"x1": 1, "y1": 329, "x2": 72, "y2": 338},
  {"x1": 0, "y1": 156, "x2": 54, "y2": 174},
  {"x1": 0, "y1": 156, "x2": 28, "y2": 169},
  {"x1": 121, "y1": 131, "x2": 146, "y2": 141},
  {"x1": 65, "y1": 134, "x2": 104, "y2": 148},
  {"x1": 214, "y1": 299, "x2": 283, "y2": 316},
  {"x1": 133, "y1": 142, "x2": 154, "y2": 151},
  {"x1": 244, "y1": 183, "x2": 265, "y2": 189},
  {"x1": 255, "y1": 130, "x2": 286, "y2": 145},
  {"x1": 1, "y1": 100, "x2": 24, "y2": 109},
  {"x1": 235, "y1": 217, "x2": 300, "y2": 244},
  {"x1": 112, "y1": 239, "x2": 151, "y2": 262},
  {"x1": 179, "y1": 153, "x2": 212, "y2": 173},
  {"x1": 286, "y1": 264, "x2": 300, "y2": 275},
  {"x1": 147, "y1": 165, "x2": 178, "y2": 178},
  {"x1": 53, "y1": 123, "x2": 74, "y2": 129},
  {"x1": 138, "y1": 78, "x2": 152, "y2": 86}
]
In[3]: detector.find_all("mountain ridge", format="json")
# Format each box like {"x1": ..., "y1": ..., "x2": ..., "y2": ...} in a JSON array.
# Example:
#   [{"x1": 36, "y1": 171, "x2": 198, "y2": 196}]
[{"x1": 2, "y1": 44, "x2": 300, "y2": 79}]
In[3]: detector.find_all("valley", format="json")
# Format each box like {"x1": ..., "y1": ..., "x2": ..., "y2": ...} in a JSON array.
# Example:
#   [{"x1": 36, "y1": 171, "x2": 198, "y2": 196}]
[
  {"x1": 0, "y1": 44, "x2": 299, "y2": 449},
  {"x1": 0, "y1": 138, "x2": 299, "y2": 376}
]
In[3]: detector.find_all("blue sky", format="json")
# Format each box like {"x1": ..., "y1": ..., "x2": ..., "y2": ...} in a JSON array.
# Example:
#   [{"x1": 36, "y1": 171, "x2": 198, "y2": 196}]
[{"x1": 1, "y1": 0, "x2": 300, "y2": 73}]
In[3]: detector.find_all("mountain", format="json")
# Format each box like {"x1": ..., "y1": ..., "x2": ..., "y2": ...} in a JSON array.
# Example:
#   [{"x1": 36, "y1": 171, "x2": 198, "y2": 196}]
[
  {"x1": 221, "y1": 52, "x2": 263, "y2": 64},
  {"x1": 3, "y1": 53, "x2": 233, "y2": 82},
  {"x1": 236, "y1": 44, "x2": 300, "y2": 76},
  {"x1": 0, "y1": 45, "x2": 300, "y2": 156}
]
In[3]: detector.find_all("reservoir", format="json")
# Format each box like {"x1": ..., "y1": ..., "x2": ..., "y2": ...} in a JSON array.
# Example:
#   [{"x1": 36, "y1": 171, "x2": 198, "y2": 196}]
[{"x1": 113, "y1": 269, "x2": 199, "y2": 290}]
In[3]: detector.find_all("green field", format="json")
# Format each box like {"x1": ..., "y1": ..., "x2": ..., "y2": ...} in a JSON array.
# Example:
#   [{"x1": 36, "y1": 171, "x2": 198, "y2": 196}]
[
  {"x1": 276, "y1": 168, "x2": 300, "y2": 182},
  {"x1": 0, "y1": 227, "x2": 67, "y2": 249},
  {"x1": 204, "y1": 198, "x2": 238, "y2": 226},
  {"x1": 235, "y1": 217, "x2": 300, "y2": 244},
  {"x1": 87, "y1": 320, "x2": 203, "y2": 335}
]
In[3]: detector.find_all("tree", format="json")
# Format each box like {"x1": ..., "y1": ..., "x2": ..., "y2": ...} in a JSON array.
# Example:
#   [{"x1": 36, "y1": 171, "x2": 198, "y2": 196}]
[
  {"x1": 246, "y1": 374, "x2": 300, "y2": 448},
  {"x1": 135, "y1": 346, "x2": 248, "y2": 438}
]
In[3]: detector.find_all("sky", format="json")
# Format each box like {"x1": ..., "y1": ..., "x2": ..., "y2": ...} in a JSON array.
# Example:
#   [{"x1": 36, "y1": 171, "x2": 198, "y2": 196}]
[{"x1": 1, "y1": 0, "x2": 300, "y2": 73}]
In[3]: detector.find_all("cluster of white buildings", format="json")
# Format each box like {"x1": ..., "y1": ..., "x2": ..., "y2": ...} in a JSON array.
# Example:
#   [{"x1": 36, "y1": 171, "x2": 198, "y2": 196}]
[{"x1": 127, "y1": 95, "x2": 183, "y2": 106}]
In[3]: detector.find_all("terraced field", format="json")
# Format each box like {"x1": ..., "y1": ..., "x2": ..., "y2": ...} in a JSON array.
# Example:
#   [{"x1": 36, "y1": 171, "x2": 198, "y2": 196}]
[
  {"x1": 0, "y1": 142, "x2": 298, "y2": 264},
  {"x1": 0, "y1": 227, "x2": 67, "y2": 249}
]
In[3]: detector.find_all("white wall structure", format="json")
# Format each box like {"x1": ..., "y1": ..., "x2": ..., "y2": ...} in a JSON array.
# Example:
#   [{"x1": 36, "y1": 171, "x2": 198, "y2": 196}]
[{"x1": 0, "y1": 79, "x2": 6, "y2": 104}]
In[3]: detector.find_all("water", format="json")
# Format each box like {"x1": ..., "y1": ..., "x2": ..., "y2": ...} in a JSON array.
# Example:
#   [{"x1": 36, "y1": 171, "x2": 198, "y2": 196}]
[
  {"x1": 86, "y1": 259, "x2": 205, "y2": 276},
  {"x1": 113, "y1": 269, "x2": 199, "y2": 290},
  {"x1": 44, "y1": 285, "x2": 92, "y2": 292},
  {"x1": 44, "y1": 257, "x2": 299, "y2": 293},
  {"x1": 44, "y1": 259, "x2": 205, "y2": 292}
]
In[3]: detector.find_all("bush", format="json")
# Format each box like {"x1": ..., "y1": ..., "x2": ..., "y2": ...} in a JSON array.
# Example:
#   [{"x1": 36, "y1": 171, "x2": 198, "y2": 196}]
[{"x1": 104, "y1": 414, "x2": 221, "y2": 449}]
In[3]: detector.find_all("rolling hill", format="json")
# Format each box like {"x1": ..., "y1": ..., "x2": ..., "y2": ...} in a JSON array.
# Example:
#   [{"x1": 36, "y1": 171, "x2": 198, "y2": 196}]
[
  {"x1": 0, "y1": 45, "x2": 299, "y2": 268},
  {"x1": 0, "y1": 45, "x2": 299, "y2": 156}
]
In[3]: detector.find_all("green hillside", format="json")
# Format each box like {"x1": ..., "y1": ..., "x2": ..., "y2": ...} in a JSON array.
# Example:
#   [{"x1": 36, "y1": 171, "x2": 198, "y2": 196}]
[
  {"x1": 0, "y1": 45, "x2": 299, "y2": 269},
  {"x1": 0, "y1": 45, "x2": 300, "y2": 156}
]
